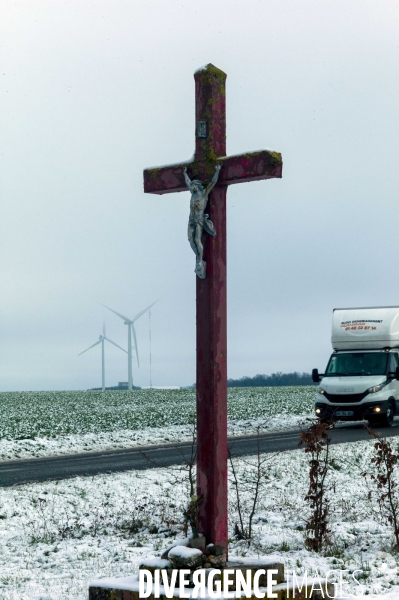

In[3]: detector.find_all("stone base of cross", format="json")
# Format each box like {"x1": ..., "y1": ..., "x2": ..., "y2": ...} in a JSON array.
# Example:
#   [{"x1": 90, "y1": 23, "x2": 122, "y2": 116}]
[{"x1": 144, "y1": 64, "x2": 282, "y2": 553}]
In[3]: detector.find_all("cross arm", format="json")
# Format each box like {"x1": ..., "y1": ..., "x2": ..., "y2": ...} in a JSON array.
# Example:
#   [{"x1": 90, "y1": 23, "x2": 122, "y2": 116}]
[
  {"x1": 144, "y1": 159, "x2": 194, "y2": 195},
  {"x1": 143, "y1": 149, "x2": 282, "y2": 195},
  {"x1": 218, "y1": 149, "x2": 282, "y2": 186}
]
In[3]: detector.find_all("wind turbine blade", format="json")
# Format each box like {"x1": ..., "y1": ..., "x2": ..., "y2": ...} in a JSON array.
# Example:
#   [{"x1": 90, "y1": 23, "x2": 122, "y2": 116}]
[
  {"x1": 101, "y1": 304, "x2": 132, "y2": 323},
  {"x1": 78, "y1": 340, "x2": 102, "y2": 356},
  {"x1": 132, "y1": 324, "x2": 139, "y2": 367},
  {"x1": 103, "y1": 321, "x2": 106, "y2": 337},
  {"x1": 132, "y1": 300, "x2": 159, "y2": 323},
  {"x1": 104, "y1": 337, "x2": 128, "y2": 354}
]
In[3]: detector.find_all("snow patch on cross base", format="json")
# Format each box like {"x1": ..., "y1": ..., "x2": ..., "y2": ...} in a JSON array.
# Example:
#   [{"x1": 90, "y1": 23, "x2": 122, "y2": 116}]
[
  {"x1": 138, "y1": 557, "x2": 171, "y2": 569},
  {"x1": 169, "y1": 546, "x2": 202, "y2": 560},
  {"x1": 90, "y1": 574, "x2": 139, "y2": 591}
]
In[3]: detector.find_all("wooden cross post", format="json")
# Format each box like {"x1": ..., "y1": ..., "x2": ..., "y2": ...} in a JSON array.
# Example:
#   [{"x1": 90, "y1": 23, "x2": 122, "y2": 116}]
[{"x1": 143, "y1": 64, "x2": 282, "y2": 551}]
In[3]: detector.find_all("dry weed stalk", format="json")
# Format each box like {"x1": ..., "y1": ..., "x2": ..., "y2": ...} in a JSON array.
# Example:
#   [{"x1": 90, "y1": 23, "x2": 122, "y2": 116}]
[
  {"x1": 363, "y1": 426, "x2": 399, "y2": 549},
  {"x1": 229, "y1": 426, "x2": 274, "y2": 544},
  {"x1": 299, "y1": 420, "x2": 332, "y2": 552}
]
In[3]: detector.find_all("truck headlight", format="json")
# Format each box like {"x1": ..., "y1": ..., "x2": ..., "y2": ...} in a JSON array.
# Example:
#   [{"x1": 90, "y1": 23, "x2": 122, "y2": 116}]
[
  {"x1": 318, "y1": 388, "x2": 326, "y2": 395},
  {"x1": 315, "y1": 408, "x2": 321, "y2": 414},
  {"x1": 367, "y1": 382, "x2": 386, "y2": 394}
]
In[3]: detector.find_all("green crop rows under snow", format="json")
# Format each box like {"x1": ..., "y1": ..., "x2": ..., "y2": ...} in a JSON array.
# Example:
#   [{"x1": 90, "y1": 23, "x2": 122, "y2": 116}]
[{"x1": 0, "y1": 387, "x2": 315, "y2": 441}]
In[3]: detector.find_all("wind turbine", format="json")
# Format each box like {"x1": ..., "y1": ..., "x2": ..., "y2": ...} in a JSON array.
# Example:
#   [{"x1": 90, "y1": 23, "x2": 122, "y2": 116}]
[
  {"x1": 102, "y1": 301, "x2": 157, "y2": 390},
  {"x1": 79, "y1": 323, "x2": 127, "y2": 392}
]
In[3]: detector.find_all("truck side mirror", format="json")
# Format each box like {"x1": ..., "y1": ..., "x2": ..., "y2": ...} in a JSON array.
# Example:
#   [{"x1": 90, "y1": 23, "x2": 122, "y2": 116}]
[
  {"x1": 312, "y1": 368, "x2": 320, "y2": 383},
  {"x1": 395, "y1": 366, "x2": 399, "y2": 380}
]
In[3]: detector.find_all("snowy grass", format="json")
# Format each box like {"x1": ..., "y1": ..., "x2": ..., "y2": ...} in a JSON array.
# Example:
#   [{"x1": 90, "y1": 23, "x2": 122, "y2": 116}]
[
  {"x1": 0, "y1": 387, "x2": 315, "y2": 460},
  {"x1": 1, "y1": 438, "x2": 399, "y2": 599}
]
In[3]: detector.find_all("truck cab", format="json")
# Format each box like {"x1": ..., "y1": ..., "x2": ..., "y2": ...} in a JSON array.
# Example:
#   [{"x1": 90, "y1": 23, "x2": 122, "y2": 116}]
[{"x1": 313, "y1": 306, "x2": 399, "y2": 427}]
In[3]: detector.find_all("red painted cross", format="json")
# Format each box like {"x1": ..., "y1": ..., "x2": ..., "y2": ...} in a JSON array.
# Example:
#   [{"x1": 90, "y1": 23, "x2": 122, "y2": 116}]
[{"x1": 143, "y1": 64, "x2": 282, "y2": 552}]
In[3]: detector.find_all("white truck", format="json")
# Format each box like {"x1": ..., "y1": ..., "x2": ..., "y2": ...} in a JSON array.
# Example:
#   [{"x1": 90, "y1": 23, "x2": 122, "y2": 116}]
[{"x1": 312, "y1": 306, "x2": 399, "y2": 427}]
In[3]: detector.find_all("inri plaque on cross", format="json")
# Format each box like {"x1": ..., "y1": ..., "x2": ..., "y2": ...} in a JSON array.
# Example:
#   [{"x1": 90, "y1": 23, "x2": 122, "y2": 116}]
[{"x1": 143, "y1": 64, "x2": 282, "y2": 552}]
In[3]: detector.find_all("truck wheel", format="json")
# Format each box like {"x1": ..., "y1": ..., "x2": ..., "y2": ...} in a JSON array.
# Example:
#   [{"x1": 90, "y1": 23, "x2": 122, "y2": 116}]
[{"x1": 380, "y1": 403, "x2": 395, "y2": 428}]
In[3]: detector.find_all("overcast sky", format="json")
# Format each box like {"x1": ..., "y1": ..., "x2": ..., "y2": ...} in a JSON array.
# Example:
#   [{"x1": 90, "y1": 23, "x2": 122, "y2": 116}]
[{"x1": 1, "y1": 0, "x2": 399, "y2": 391}]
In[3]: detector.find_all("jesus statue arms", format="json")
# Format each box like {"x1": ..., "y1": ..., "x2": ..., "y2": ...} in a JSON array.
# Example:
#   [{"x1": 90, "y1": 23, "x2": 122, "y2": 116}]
[
  {"x1": 183, "y1": 165, "x2": 221, "y2": 194},
  {"x1": 183, "y1": 167, "x2": 194, "y2": 191},
  {"x1": 205, "y1": 164, "x2": 221, "y2": 195}
]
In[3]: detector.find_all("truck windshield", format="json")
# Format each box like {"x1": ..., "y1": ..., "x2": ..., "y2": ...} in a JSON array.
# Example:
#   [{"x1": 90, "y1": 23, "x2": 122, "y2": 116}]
[{"x1": 325, "y1": 352, "x2": 388, "y2": 376}]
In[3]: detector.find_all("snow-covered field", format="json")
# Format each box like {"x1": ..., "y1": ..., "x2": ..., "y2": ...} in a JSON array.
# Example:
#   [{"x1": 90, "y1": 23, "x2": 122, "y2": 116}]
[
  {"x1": 1, "y1": 437, "x2": 399, "y2": 599},
  {"x1": 0, "y1": 387, "x2": 314, "y2": 460},
  {"x1": 2, "y1": 387, "x2": 399, "y2": 599}
]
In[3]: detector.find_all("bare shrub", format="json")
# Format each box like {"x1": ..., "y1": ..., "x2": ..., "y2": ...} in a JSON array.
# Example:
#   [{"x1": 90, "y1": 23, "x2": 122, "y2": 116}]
[
  {"x1": 141, "y1": 422, "x2": 198, "y2": 538},
  {"x1": 229, "y1": 427, "x2": 275, "y2": 545}
]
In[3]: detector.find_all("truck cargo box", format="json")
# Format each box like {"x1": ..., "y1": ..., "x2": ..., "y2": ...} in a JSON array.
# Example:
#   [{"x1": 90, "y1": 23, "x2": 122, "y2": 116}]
[{"x1": 332, "y1": 306, "x2": 399, "y2": 350}]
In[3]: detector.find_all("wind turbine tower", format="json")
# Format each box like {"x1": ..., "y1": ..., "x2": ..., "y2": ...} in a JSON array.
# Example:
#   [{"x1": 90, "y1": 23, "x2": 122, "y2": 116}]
[
  {"x1": 79, "y1": 323, "x2": 127, "y2": 391},
  {"x1": 102, "y1": 301, "x2": 157, "y2": 390}
]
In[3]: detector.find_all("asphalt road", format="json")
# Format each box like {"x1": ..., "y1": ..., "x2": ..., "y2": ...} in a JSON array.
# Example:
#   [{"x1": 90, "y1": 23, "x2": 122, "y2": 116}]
[{"x1": 1, "y1": 420, "x2": 399, "y2": 488}]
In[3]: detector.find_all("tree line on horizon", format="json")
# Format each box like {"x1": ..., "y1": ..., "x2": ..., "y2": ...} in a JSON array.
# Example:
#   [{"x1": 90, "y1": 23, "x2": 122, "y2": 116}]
[{"x1": 227, "y1": 371, "x2": 315, "y2": 387}]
